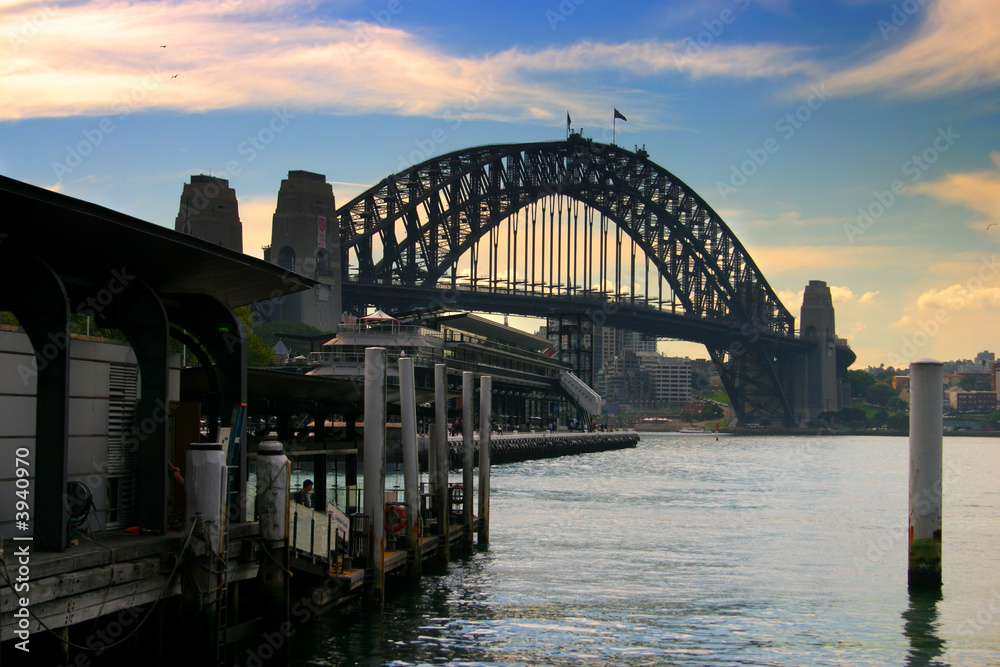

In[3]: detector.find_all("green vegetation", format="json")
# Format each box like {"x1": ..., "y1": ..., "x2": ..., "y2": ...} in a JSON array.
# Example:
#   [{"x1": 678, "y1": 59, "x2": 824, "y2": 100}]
[{"x1": 703, "y1": 391, "x2": 730, "y2": 405}]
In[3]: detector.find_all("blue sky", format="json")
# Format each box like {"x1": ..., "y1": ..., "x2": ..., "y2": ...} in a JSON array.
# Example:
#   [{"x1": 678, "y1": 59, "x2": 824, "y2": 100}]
[{"x1": 3, "y1": 0, "x2": 1000, "y2": 368}]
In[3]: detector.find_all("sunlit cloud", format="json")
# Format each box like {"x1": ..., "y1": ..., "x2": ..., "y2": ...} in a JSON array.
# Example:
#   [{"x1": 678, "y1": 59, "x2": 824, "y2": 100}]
[
  {"x1": 916, "y1": 284, "x2": 1000, "y2": 311},
  {"x1": 911, "y1": 151, "x2": 1000, "y2": 228},
  {"x1": 812, "y1": 0, "x2": 1000, "y2": 99},
  {"x1": 0, "y1": 0, "x2": 817, "y2": 123}
]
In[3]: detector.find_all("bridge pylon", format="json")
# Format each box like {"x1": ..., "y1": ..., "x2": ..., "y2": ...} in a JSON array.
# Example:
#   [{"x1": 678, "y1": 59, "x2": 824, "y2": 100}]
[{"x1": 792, "y1": 280, "x2": 854, "y2": 425}]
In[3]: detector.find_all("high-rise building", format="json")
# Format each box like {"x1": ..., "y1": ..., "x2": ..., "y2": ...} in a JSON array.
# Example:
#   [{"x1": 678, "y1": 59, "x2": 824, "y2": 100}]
[{"x1": 174, "y1": 175, "x2": 243, "y2": 252}]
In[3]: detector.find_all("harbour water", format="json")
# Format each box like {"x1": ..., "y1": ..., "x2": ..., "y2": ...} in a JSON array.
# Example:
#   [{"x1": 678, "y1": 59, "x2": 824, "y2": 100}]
[{"x1": 289, "y1": 434, "x2": 1000, "y2": 666}]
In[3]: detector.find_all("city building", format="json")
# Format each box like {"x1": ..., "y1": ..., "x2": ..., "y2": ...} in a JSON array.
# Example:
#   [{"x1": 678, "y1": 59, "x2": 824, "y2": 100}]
[{"x1": 947, "y1": 389, "x2": 997, "y2": 412}]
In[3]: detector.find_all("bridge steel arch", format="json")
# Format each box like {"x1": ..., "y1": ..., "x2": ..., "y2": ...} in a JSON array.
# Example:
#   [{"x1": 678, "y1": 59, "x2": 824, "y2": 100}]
[{"x1": 338, "y1": 138, "x2": 800, "y2": 425}]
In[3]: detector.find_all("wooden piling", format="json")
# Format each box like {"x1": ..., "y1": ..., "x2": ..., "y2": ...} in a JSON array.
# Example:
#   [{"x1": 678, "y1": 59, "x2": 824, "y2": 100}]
[
  {"x1": 909, "y1": 359, "x2": 943, "y2": 589},
  {"x1": 462, "y1": 371, "x2": 475, "y2": 550},
  {"x1": 399, "y1": 355, "x2": 421, "y2": 575},
  {"x1": 478, "y1": 376, "x2": 492, "y2": 546},
  {"x1": 434, "y1": 364, "x2": 450, "y2": 562},
  {"x1": 363, "y1": 347, "x2": 387, "y2": 605}
]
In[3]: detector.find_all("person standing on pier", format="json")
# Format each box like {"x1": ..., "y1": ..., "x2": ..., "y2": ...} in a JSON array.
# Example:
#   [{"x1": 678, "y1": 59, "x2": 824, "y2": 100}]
[{"x1": 294, "y1": 479, "x2": 313, "y2": 509}]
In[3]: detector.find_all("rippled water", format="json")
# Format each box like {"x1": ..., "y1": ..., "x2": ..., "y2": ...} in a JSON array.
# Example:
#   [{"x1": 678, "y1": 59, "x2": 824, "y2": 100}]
[{"x1": 291, "y1": 434, "x2": 1000, "y2": 666}]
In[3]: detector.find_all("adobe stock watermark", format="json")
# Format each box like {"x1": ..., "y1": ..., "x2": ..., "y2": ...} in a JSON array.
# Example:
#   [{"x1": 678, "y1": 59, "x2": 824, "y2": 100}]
[
  {"x1": 878, "y1": 0, "x2": 930, "y2": 40},
  {"x1": 672, "y1": 0, "x2": 750, "y2": 66},
  {"x1": 545, "y1": 0, "x2": 586, "y2": 31},
  {"x1": 716, "y1": 84, "x2": 830, "y2": 202},
  {"x1": 957, "y1": 589, "x2": 1000, "y2": 639},
  {"x1": 177, "y1": 108, "x2": 295, "y2": 224},
  {"x1": 394, "y1": 74, "x2": 497, "y2": 172},
  {"x1": 844, "y1": 126, "x2": 959, "y2": 244},
  {"x1": 885, "y1": 254, "x2": 999, "y2": 368},
  {"x1": 51, "y1": 69, "x2": 168, "y2": 183},
  {"x1": 854, "y1": 456, "x2": 963, "y2": 574},
  {"x1": 339, "y1": 0, "x2": 411, "y2": 61},
  {"x1": 8, "y1": 4, "x2": 58, "y2": 54}
]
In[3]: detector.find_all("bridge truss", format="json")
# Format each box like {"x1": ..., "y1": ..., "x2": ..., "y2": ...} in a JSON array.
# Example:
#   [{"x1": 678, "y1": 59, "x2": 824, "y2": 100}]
[{"x1": 338, "y1": 137, "x2": 801, "y2": 424}]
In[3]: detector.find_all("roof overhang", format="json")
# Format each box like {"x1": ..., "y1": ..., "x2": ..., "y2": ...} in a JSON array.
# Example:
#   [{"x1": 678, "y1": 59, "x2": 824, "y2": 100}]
[{"x1": 0, "y1": 176, "x2": 314, "y2": 308}]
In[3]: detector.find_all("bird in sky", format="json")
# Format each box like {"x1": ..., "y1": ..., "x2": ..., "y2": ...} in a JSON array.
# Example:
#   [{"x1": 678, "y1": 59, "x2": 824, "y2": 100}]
[
  {"x1": 988, "y1": 223, "x2": 996, "y2": 230},
  {"x1": 160, "y1": 44, "x2": 167, "y2": 48},
  {"x1": 171, "y1": 74, "x2": 178, "y2": 79}
]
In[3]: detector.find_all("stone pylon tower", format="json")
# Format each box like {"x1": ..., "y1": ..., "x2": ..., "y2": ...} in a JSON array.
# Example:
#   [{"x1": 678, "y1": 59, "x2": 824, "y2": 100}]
[
  {"x1": 798, "y1": 280, "x2": 839, "y2": 420},
  {"x1": 174, "y1": 175, "x2": 243, "y2": 252},
  {"x1": 261, "y1": 170, "x2": 341, "y2": 331}
]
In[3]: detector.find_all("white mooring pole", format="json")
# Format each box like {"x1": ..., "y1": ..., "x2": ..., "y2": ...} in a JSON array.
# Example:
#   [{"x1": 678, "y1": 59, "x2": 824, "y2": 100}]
[
  {"x1": 399, "y1": 355, "x2": 421, "y2": 573},
  {"x1": 478, "y1": 375, "x2": 492, "y2": 546},
  {"x1": 462, "y1": 371, "x2": 475, "y2": 550},
  {"x1": 363, "y1": 347, "x2": 387, "y2": 605},
  {"x1": 434, "y1": 363, "x2": 450, "y2": 561},
  {"x1": 908, "y1": 358, "x2": 943, "y2": 589}
]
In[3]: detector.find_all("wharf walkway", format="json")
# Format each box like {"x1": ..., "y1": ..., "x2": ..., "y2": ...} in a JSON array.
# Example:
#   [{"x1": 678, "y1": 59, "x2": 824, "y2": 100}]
[{"x1": 441, "y1": 429, "x2": 639, "y2": 467}]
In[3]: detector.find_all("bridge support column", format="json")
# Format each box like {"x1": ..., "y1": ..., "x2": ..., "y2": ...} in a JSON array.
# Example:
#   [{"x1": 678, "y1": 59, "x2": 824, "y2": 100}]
[{"x1": 798, "y1": 280, "x2": 839, "y2": 424}]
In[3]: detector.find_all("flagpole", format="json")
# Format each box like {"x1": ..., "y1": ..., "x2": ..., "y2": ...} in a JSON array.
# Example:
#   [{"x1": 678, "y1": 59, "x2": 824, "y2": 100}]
[{"x1": 613, "y1": 113, "x2": 616, "y2": 146}]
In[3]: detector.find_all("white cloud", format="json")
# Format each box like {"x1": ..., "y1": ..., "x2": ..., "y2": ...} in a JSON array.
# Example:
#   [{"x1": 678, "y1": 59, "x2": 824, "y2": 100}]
[
  {"x1": 812, "y1": 0, "x2": 1000, "y2": 99},
  {"x1": 911, "y1": 151, "x2": 1000, "y2": 228},
  {"x1": 916, "y1": 284, "x2": 1000, "y2": 311},
  {"x1": 0, "y1": 0, "x2": 816, "y2": 123}
]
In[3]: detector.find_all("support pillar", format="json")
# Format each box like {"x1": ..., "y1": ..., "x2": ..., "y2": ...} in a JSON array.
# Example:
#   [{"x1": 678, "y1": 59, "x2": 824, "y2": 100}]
[
  {"x1": 363, "y1": 347, "x2": 387, "y2": 605},
  {"x1": 399, "y1": 356, "x2": 421, "y2": 574},
  {"x1": 108, "y1": 279, "x2": 171, "y2": 535},
  {"x1": 478, "y1": 376, "x2": 492, "y2": 546},
  {"x1": 0, "y1": 251, "x2": 71, "y2": 551},
  {"x1": 909, "y1": 359, "x2": 943, "y2": 588},
  {"x1": 462, "y1": 371, "x2": 475, "y2": 551},
  {"x1": 166, "y1": 294, "x2": 247, "y2": 523}
]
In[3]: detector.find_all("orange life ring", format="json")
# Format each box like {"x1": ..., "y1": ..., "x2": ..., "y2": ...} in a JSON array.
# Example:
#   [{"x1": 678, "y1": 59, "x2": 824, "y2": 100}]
[{"x1": 384, "y1": 504, "x2": 406, "y2": 533}]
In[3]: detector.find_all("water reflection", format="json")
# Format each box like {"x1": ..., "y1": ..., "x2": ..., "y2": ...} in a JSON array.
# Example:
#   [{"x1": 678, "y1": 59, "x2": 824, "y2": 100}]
[{"x1": 903, "y1": 588, "x2": 948, "y2": 667}]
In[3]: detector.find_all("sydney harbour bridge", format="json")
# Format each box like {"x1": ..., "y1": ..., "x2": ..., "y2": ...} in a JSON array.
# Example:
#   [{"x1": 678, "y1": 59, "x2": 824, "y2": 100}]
[{"x1": 331, "y1": 135, "x2": 855, "y2": 427}]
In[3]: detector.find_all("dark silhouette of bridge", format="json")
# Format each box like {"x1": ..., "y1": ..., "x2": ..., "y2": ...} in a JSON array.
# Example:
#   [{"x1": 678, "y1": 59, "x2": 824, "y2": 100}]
[{"x1": 334, "y1": 136, "x2": 853, "y2": 426}]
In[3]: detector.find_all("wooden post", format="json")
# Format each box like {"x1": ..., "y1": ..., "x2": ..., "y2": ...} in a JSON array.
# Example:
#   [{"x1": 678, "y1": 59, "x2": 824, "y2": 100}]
[
  {"x1": 399, "y1": 355, "x2": 421, "y2": 575},
  {"x1": 909, "y1": 359, "x2": 943, "y2": 589},
  {"x1": 363, "y1": 347, "x2": 387, "y2": 605},
  {"x1": 478, "y1": 376, "x2": 492, "y2": 546},
  {"x1": 462, "y1": 371, "x2": 475, "y2": 550},
  {"x1": 434, "y1": 363, "x2": 450, "y2": 562}
]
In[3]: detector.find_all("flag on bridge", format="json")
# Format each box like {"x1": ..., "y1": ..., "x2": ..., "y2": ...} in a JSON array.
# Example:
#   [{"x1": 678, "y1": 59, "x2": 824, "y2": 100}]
[
  {"x1": 614, "y1": 108, "x2": 627, "y2": 121},
  {"x1": 566, "y1": 111, "x2": 571, "y2": 136}
]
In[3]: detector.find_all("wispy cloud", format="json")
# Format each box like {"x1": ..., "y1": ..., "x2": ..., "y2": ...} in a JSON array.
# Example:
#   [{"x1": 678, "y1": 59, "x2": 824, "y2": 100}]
[
  {"x1": 0, "y1": 0, "x2": 816, "y2": 123},
  {"x1": 812, "y1": 0, "x2": 1000, "y2": 99},
  {"x1": 912, "y1": 151, "x2": 1000, "y2": 228}
]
